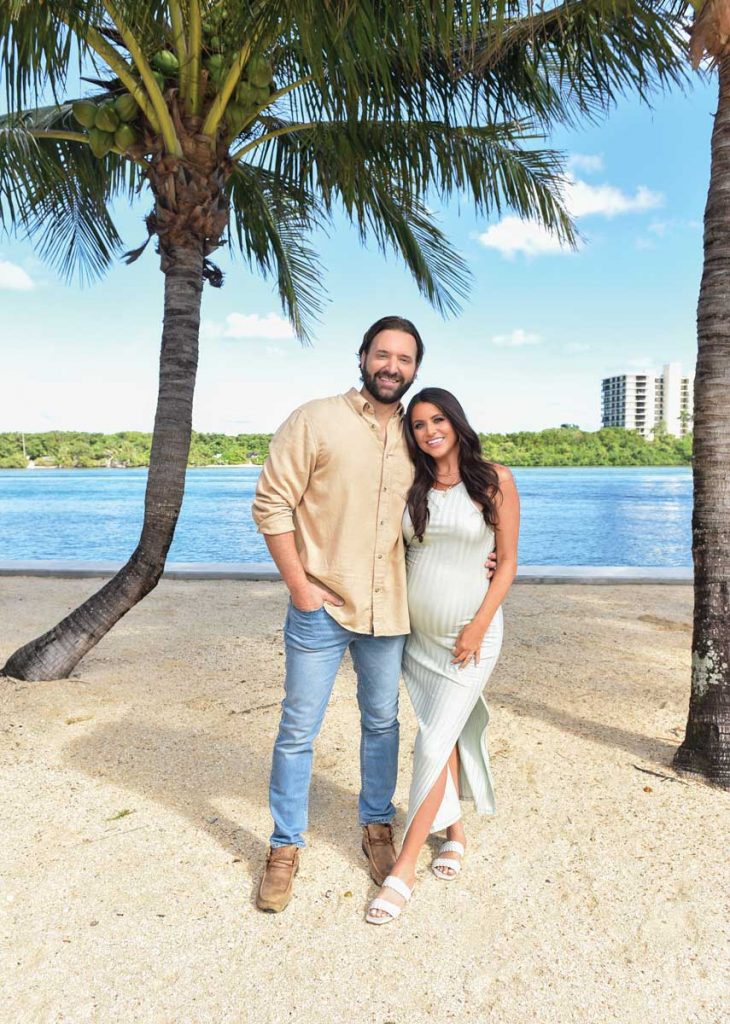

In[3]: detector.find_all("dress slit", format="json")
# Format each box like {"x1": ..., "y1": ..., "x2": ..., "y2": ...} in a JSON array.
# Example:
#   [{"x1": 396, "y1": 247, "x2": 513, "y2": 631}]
[{"x1": 403, "y1": 640, "x2": 500, "y2": 835}]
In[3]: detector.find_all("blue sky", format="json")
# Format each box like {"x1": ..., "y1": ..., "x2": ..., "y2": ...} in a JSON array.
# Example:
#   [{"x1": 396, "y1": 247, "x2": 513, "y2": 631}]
[{"x1": 0, "y1": 71, "x2": 717, "y2": 435}]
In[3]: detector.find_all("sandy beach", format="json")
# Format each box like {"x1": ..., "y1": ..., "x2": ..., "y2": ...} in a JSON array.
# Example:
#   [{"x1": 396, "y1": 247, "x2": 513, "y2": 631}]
[{"x1": 0, "y1": 577, "x2": 727, "y2": 1024}]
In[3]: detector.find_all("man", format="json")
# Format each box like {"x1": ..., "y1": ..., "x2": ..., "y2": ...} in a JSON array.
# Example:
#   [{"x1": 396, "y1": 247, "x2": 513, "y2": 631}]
[
  {"x1": 252, "y1": 315, "x2": 421, "y2": 912},
  {"x1": 252, "y1": 316, "x2": 494, "y2": 912}
]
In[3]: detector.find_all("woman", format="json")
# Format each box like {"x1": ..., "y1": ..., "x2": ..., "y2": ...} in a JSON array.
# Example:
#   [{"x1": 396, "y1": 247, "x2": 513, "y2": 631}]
[{"x1": 367, "y1": 388, "x2": 520, "y2": 924}]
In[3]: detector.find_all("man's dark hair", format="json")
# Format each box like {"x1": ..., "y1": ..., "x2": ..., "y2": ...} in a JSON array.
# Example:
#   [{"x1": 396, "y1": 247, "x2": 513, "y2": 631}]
[{"x1": 358, "y1": 316, "x2": 425, "y2": 367}]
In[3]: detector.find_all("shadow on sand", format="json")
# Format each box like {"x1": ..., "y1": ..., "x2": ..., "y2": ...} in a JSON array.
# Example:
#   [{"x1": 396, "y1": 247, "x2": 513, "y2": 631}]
[
  {"x1": 63, "y1": 713, "x2": 374, "y2": 904},
  {"x1": 490, "y1": 689, "x2": 679, "y2": 764}
]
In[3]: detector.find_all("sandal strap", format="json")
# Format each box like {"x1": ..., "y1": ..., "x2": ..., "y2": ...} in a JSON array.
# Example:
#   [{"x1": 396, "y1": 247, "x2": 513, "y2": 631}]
[
  {"x1": 381, "y1": 875, "x2": 412, "y2": 901},
  {"x1": 433, "y1": 858, "x2": 462, "y2": 874},
  {"x1": 438, "y1": 841, "x2": 465, "y2": 856},
  {"x1": 367, "y1": 897, "x2": 402, "y2": 920}
]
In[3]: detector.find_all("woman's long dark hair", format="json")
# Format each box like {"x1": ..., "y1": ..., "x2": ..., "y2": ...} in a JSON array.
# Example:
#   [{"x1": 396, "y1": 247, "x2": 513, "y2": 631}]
[{"x1": 405, "y1": 388, "x2": 501, "y2": 542}]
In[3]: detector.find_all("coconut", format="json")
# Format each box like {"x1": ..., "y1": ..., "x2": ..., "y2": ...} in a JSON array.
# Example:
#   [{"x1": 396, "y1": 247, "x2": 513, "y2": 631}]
[
  {"x1": 204, "y1": 7, "x2": 223, "y2": 30},
  {"x1": 152, "y1": 71, "x2": 167, "y2": 92},
  {"x1": 236, "y1": 81, "x2": 257, "y2": 107},
  {"x1": 247, "y1": 57, "x2": 273, "y2": 88},
  {"x1": 114, "y1": 93, "x2": 139, "y2": 122},
  {"x1": 253, "y1": 85, "x2": 270, "y2": 107},
  {"x1": 225, "y1": 102, "x2": 248, "y2": 135},
  {"x1": 114, "y1": 123, "x2": 138, "y2": 150},
  {"x1": 72, "y1": 100, "x2": 98, "y2": 129},
  {"x1": 94, "y1": 102, "x2": 120, "y2": 133},
  {"x1": 88, "y1": 128, "x2": 114, "y2": 159},
  {"x1": 151, "y1": 50, "x2": 180, "y2": 76}
]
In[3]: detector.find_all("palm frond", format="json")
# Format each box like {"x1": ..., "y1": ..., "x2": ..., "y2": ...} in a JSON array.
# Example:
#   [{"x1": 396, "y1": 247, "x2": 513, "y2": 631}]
[
  {"x1": 227, "y1": 163, "x2": 327, "y2": 342},
  {"x1": 247, "y1": 117, "x2": 574, "y2": 243},
  {"x1": 468, "y1": 0, "x2": 690, "y2": 125},
  {"x1": 0, "y1": 1, "x2": 76, "y2": 110},
  {"x1": 0, "y1": 105, "x2": 143, "y2": 283},
  {"x1": 354, "y1": 185, "x2": 473, "y2": 318}
]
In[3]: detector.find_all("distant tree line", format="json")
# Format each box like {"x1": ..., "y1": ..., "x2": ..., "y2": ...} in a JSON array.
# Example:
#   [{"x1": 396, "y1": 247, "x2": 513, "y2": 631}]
[
  {"x1": 480, "y1": 424, "x2": 693, "y2": 466},
  {"x1": 0, "y1": 427, "x2": 693, "y2": 469}
]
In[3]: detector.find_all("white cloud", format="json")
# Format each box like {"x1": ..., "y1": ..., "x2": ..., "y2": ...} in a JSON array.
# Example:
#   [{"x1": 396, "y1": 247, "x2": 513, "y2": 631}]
[
  {"x1": 568, "y1": 153, "x2": 604, "y2": 174},
  {"x1": 201, "y1": 312, "x2": 295, "y2": 341},
  {"x1": 0, "y1": 259, "x2": 34, "y2": 290},
  {"x1": 564, "y1": 178, "x2": 663, "y2": 218},
  {"x1": 478, "y1": 217, "x2": 573, "y2": 259},
  {"x1": 491, "y1": 328, "x2": 543, "y2": 347},
  {"x1": 478, "y1": 171, "x2": 663, "y2": 259},
  {"x1": 648, "y1": 218, "x2": 702, "y2": 237},
  {"x1": 224, "y1": 312, "x2": 294, "y2": 339}
]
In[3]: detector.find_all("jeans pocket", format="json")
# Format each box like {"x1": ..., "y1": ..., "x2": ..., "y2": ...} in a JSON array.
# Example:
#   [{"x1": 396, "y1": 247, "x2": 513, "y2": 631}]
[
  {"x1": 289, "y1": 602, "x2": 324, "y2": 616},
  {"x1": 285, "y1": 602, "x2": 333, "y2": 651}
]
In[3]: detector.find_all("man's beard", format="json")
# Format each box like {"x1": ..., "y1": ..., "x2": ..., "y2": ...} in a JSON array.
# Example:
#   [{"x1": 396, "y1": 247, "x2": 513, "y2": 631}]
[{"x1": 360, "y1": 366, "x2": 415, "y2": 405}]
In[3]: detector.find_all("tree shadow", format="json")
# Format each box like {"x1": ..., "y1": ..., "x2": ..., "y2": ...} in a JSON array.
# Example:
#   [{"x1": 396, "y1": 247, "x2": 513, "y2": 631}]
[
  {"x1": 63, "y1": 714, "x2": 373, "y2": 906},
  {"x1": 490, "y1": 689, "x2": 679, "y2": 764}
]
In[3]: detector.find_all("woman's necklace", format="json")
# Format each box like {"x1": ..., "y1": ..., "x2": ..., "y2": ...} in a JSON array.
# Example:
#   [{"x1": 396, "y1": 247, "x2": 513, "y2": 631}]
[{"x1": 433, "y1": 470, "x2": 461, "y2": 492}]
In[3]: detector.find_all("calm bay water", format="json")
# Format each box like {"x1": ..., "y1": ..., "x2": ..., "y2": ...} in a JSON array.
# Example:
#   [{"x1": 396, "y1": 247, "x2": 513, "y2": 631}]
[{"x1": 0, "y1": 466, "x2": 692, "y2": 566}]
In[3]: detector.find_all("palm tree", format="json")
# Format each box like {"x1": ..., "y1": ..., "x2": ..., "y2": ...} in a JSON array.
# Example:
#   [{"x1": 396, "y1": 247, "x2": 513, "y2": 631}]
[
  {"x1": 672, "y1": 1, "x2": 730, "y2": 788},
  {"x1": 0, "y1": 1, "x2": 685, "y2": 682}
]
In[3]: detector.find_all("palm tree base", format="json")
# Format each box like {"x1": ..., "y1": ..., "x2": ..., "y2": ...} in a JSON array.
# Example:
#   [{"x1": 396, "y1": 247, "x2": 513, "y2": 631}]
[
  {"x1": 673, "y1": 738, "x2": 730, "y2": 790},
  {"x1": 1, "y1": 549, "x2": 164, "y2": 680}
]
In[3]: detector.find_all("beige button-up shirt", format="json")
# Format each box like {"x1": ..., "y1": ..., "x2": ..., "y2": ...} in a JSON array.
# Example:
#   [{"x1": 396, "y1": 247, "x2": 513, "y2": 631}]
[{"x1": 252, "y1": 388, "x2": 414, "y2": 635}]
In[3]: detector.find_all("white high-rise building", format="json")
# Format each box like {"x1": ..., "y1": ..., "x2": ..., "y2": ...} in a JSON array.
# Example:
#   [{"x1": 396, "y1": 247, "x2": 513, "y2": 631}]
[{"x1": 601, "y1": 363, "x2": 694, "y2": 438}]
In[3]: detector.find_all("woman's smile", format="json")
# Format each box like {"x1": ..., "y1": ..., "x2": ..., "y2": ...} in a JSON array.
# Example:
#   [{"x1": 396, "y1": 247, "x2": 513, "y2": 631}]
[{"x1": 410, "y1": 401, "x2": 458, "y2": 461}]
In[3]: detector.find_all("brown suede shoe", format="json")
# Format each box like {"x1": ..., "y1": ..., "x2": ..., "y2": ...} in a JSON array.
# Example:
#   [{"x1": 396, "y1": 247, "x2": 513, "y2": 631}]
[
  {"x1": 361, "y1": 823, "x2": 396, "y2": 886},
  {"x1": 256, "y1": 845, "x2": 300, "y2": 913}
]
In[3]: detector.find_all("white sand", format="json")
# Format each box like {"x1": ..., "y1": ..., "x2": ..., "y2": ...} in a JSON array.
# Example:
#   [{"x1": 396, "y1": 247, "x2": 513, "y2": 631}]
[{"x1": 0, "y1": 578, "x2": 727, "y2": 1024}]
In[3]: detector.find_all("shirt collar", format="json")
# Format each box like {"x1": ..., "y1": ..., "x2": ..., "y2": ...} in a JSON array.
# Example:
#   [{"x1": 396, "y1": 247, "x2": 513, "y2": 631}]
[{"x1": 344, "y1": 386, "x2": 405, "y2": 419}]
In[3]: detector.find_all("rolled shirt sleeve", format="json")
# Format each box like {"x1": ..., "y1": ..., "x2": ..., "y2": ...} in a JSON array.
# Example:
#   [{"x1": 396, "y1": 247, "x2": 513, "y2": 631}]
[{"x1": 252, "y1": 408, "x2": 317, "y2": 536}]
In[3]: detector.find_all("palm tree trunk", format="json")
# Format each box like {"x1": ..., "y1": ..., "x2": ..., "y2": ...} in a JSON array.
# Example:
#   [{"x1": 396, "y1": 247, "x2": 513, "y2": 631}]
[
  {"x1": 673, "y1": 57, "x2": 730, "y2": 788},
  {"x1": 1, "y1": 242, "x2": 204, "y2": 681}
]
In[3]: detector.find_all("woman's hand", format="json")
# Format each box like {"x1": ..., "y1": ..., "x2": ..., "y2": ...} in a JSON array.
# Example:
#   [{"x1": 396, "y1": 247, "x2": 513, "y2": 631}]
[
  {"x1": 485, "y1": 548, "x2": 497, "y2": 578},
  {"x1": 452, "y1": 620, "x2": 486, "y2": 669}
]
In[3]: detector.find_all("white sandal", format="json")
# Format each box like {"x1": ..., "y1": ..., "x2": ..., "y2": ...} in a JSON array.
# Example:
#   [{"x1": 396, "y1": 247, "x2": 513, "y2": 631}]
[
  {"x1": 365, "y1": 874, "x2": 413, "y2": 925},
  {"x1": 432, "y1": 840, "x2": 465, "y2": 880}
]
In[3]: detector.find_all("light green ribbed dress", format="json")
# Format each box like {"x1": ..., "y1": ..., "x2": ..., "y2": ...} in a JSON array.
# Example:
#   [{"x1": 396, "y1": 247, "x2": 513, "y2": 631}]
[{"x1": 402, "y1": 482, "x2": 502, "y2": 835}]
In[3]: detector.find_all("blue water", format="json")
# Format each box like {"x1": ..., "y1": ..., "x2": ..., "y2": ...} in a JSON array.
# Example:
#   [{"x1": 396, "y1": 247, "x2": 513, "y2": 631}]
[{"x1": 0, "y1": 466, "x2": 692, "y2": 566}]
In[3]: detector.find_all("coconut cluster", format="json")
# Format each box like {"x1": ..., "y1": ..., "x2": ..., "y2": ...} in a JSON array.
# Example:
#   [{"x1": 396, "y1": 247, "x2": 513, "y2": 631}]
[
  {"x1": 73, "y1": 12, "x2": 275, "y2": 160},
  {"x1": 72, "y1": 93, "x2": 140, "y2": 158},
  {"x1": 201, "y1": 11, "x2": 275, "y2": 138}
]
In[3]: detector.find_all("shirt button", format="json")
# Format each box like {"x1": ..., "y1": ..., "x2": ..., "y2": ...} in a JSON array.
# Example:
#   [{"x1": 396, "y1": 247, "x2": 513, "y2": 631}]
[
  {"x1": 378, "y1": 554, "x2": 383, "y2": 559},
  {"x1": 371, "y1": 424, "x2": 376, "y2": 429},
  {"x1": 380, "y1": 520, "x2": 385, "y2": 525},
  {"x1": 383, "y1": 487, "x2": 387, "y2": 492}
]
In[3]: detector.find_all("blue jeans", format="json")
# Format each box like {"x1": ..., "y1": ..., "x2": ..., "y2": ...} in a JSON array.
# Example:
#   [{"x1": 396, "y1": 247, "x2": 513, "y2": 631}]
[{"x1": 269, "y1": 603, "x2": 406, "y2": 848}]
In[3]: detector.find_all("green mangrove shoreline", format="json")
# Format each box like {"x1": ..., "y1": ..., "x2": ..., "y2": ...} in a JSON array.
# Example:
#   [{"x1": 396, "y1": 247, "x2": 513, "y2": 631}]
[{"x1": 0, "y1": 428, "x2": 693, "y2": 469}]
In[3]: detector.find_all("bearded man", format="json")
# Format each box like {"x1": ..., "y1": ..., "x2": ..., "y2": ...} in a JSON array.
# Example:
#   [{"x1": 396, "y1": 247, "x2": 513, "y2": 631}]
[{"x1": 252, "y1": 315, "x2": 425, "y2": 912}]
